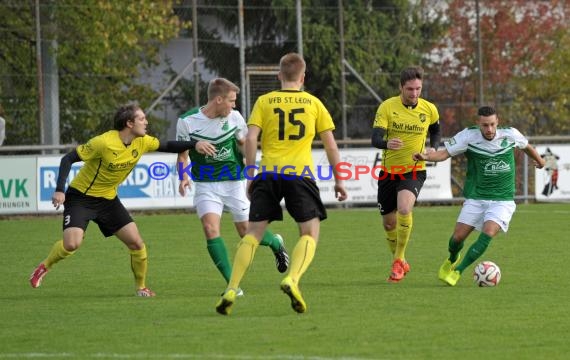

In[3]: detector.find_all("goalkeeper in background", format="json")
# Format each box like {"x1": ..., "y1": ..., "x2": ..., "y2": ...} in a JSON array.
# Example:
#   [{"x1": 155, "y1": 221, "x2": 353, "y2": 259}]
[
  {"x1": 29, "y1": 103, "x2": 216, "y2": 296},
  {"x1": 412, "y1": 105, "x2": 545, "y2": 286}
]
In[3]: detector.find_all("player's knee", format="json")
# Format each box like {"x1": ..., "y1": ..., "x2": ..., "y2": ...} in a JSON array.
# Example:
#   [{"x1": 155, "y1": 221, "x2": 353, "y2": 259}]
[
  {"x1": 128, "y1": 240, "x2": 145, "y2": 251},
  {"x1": 63, "y1": 242, "x2": 80, "y2": 252},
  {"x1": 202, "y1": 223, "x2": 220, "y2": 238}
]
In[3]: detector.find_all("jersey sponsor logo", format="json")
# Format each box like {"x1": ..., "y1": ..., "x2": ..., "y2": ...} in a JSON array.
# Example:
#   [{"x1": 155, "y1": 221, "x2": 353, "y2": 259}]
[
  {"x1": 108, "y1": 161, "x2": 134, "y2": 170},
  {"x1": 392, "y1": 121, "x2": 424, "y2": 134},
  {"x1": 211, "y1": 146, "x2": 232, "y2": 161},
  {"x1": 483, "y1": 159, "x2": 511, "y2": 174}
]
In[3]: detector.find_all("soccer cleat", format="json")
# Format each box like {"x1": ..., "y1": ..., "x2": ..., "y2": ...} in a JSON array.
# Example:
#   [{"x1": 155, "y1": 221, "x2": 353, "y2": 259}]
[
  {"x1": 402, "y1": 260, "x2": 411, "y2": 275},
  {"x1": 273, "y1": 234, "x2": 289, "y2": 273},
  {"x1": 387, "y1": 259, "x2": 407, "y2": 283},
  {"x1": 443, "y1": 270, "x2": 461, "y2": 286},
  {"x1": 221, "y1": 287, "x2": 244, "y2": 297},
  {"x1": 280, "y1": 276, "x2": 307, "y2": 313},
  {"x1": 216, "y1": 288, "x2": 237, "y2": 315},
  {"x1": 136, "y1": 287, "x2": 156, "y2": 297},
  {"x1": 438, "y1": 255, "x2": 461, "y2": 282},
  {"x1": 30, "y1": 263, "x2": 48, "y2": 288}
]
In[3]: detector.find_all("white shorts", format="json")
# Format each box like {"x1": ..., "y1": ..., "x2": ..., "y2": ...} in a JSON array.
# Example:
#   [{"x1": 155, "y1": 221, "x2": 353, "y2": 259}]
[
  {"x1": 194, "y1": 181, "x2": 249, "y2": 222},
  {"x1": 457, "y1": 199, "x2": 516, "y2": 232}
]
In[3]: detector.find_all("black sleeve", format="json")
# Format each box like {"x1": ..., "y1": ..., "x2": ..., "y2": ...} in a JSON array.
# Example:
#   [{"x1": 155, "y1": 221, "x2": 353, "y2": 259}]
[
  {"x1": 56, "y1": 149, "x2": 81, "y2": 192},
  {"x1": 428, "y1": 122, "x2": 441, "y2": 149},
  {"x1": 371, "y1": 127, "x2": 388, "y2": 149},
  {"x1": 156, "y1": 140, "x2": 198, "y2": 153}
]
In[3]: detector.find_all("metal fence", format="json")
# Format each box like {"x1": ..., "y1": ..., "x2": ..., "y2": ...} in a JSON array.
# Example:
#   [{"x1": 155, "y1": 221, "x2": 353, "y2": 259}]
[{"x1": 1, "y1": 1, "x2": 568, "y2": 148}]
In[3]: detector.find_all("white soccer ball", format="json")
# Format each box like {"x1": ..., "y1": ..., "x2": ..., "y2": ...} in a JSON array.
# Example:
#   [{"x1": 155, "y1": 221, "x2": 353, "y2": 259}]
[{"x1": 473, "y1": 261, "x2": 501, "y2": 287}]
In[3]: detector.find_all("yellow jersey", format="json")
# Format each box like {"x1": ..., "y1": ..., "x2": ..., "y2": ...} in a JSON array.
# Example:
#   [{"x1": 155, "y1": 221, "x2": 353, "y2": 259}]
[
  {"x1": 373, "y1": 96, "x2": 439, "y2": 172},
  {"x1": 248, "y1": 89, "x2": 335, "y2": 175},
  {"x1": 70, "y1": 130, "x2": 159, "y2": 199}
]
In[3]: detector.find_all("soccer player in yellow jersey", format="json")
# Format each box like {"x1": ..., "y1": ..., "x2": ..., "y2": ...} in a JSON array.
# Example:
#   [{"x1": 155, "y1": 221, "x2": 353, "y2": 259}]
[
  {"x1": 371, "y1": 66, "x2": 441, "y2": 283},
  {"x1": 29, "y1": 103, "x2": 216, "y2": 296},
  {"x1": 216, "y1": 52, "x2": 347, "y2": 315}
]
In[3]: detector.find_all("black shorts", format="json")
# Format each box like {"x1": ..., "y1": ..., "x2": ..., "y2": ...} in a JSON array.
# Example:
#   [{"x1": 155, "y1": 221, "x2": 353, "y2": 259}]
[
  {"x1": 63, "y1": 187, "x2": 133, "y2": 237},
  {"x1": 249, "y1": 173, "x2": 327, "y2": 223},
  {"x1": 377, "y1": 170, "x2": 426, "y2": 215}
]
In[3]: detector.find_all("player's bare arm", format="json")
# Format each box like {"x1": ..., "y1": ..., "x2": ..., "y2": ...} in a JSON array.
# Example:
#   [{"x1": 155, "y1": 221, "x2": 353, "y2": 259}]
[
  {"x1": 244, "y1": 125, "x2": 261, "y2": 199},
  {"x1": 177, "y1": 150, "x2": 191, "y2": 196},
  {"x1": 412, "y1": 148, "x2": 451, "y2": 162},
  {"x1": 320, "y1": 129, "x2": 348, "y2": 202},
  {"x1": 523, "y1": 144, "x2": 546, "y2": 169}
]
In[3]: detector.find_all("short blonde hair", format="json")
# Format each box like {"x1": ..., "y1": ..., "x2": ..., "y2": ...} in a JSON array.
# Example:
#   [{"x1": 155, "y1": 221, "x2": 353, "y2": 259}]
[
  {"x1": 279, "y1": 53, "x2": 306, "y2": 82},
  {"x1": 207, "y1": 78, "x2": 240, "y2": 101}
]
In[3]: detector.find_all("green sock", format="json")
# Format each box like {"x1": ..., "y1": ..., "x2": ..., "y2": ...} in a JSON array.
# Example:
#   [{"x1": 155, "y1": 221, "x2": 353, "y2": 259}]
[
  {"x1": 207, "y1": 237, "x2": 232, "y2": 283},
  {"x1": 455, "y1": 233, "x2": 492, "y2": 273},
  {"x1": 448, "y1": 235, "x2": 464, "y2": 263},
  {"x1": 260, "y1": 230, "x2": 280, "y2": 252}
]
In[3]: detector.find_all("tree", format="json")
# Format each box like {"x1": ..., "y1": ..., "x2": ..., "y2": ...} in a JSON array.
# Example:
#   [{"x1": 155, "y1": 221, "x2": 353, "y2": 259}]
[
  {"x1": 427, "y1": 0, "x2": 568, "y2": 136},
  {"x1": 172, "y1": 0, "x2": 447, "y2": 138},
  {"x1": 514, "y1": 28, "x2": 570, "y2": 135},
  {"x1": 0, "y1": 0, "x2": 186, "y2": 145}
]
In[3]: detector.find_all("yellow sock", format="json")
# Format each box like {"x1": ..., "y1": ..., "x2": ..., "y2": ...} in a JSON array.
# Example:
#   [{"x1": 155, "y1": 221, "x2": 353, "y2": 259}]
[
  {"x1": 394, "y1": 212, "x2": 413, "y2": 260},
  {"x1": 228, "y1": 235, "x2": 259, "y2": 290},
  {"x1": 130, "y1": 244, "x2": 148, "y2": 290},
  {"x1": 44, "y1": 240, "x2": 74, "y2": 269},
  {"x1": 385, "y1": 228, "x2": 397, "y2": 255},
  {"x1": 288, "y1": 235, "x2": 317, "y2": 283}
]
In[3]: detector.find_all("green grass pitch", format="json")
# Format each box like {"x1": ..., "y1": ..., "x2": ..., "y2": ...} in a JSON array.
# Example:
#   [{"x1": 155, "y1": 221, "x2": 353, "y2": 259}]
[{"x1": 1, "y1": 203, "x2": 569, "y2": 359}]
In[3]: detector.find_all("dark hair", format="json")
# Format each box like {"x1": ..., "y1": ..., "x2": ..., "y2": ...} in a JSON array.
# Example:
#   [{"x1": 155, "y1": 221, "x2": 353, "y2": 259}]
[
  {"x1": 113, "y1": 103, "x2": 141, "y2": 130},
  {"x1": 477, "y1": 106, "x2": 497, "y2": 117},
  {"x1": 400, "y1": 66, "x2": 423, "y2": 86}
]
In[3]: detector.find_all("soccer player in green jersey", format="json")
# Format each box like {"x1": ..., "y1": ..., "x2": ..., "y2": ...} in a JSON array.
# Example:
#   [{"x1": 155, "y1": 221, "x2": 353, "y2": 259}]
[
  {"x1": 412, "y1": 106, "x2": 545, "y2": 286},
  {"x1": 29, "y1": 103, "x2": 216, "y2": 296},
  {"x1": 215, "y1": 53, "x2": 347, "y2": 315},
  {"x1": 176, "y1": 78, "x2": 289, "y2": 293},
  {"x1": 371, "y1": 66, "x2": 441, "y2": 283}
]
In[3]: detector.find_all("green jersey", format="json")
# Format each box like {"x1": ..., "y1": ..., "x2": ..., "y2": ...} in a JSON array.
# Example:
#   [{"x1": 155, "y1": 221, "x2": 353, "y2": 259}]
[
  {"x1": 445, "y1": 126, "x2": 528, "y2": 200},
  {"x1": 176, "y1": 108, "x2": 247, "y2": 182}
]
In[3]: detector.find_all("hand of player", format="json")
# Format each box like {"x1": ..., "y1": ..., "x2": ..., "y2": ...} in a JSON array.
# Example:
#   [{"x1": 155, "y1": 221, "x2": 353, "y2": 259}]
[
  {"x1": 412, "y1": 152, "x2": 427, "y2": 161},
  {"x1": 334, "y1": 182, "x2": 348, "y2": 202},
  {"x1": 195, "y1": 140, "x2": 217, "y2": 156},
  {"x1": 387, "y1": 138, "x2": 403, "y2": 150},
  {"x1": 178, "y1": 178, "x2": 192, "y2": 196},
  {"x1": 52, "y1": 191, "x2": 65, "y2": 210},
  {"x1": 534, "y1": 158, "x2": 546, "y2": 169}
]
